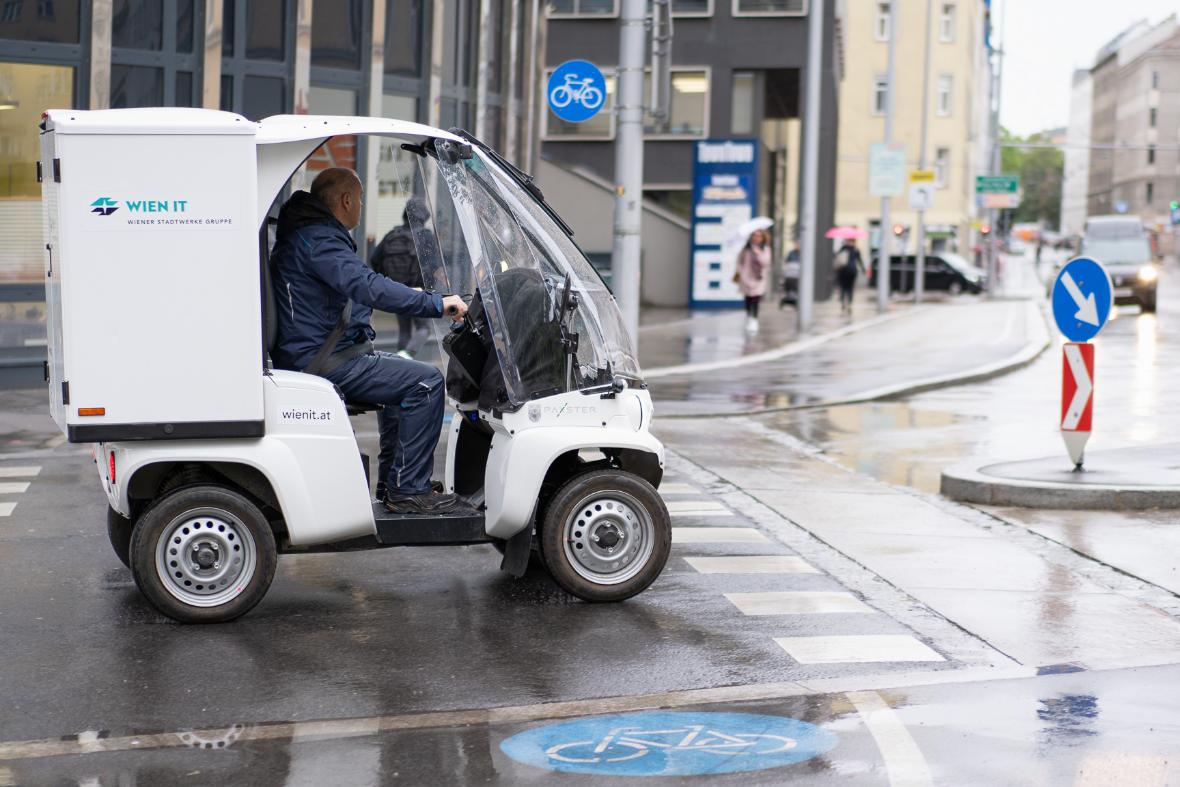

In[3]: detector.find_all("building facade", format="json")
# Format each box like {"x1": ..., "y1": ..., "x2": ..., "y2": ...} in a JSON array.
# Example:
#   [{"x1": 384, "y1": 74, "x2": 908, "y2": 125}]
[
  {"x1": 0, "y1": 0, "x2": 544, "y2": 383},
  {"x1": 541, "y1": 0, "x2": 843, "y2": 306},
  {"x1": 1085, "y1": 16, "x2": 1180, "y2": 233},
  {"x1": 833, "y1": 0, "x2": 990, "y2": 259},
  {"x1": 1061, "y1": 69, "x2": 1092, "y2": 238}
]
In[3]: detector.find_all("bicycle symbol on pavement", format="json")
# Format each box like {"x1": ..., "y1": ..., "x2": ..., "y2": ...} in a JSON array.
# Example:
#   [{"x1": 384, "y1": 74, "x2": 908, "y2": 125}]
[
  {"x1": 547, "y1": 60, "x2": 607, "y2": 124},
  {"x1": 500, "y1": 710, "x2": 838, "y2": 776}
]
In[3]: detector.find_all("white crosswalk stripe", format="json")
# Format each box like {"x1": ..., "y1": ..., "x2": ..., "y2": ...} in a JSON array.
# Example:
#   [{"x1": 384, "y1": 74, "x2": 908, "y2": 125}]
[
  {"x1": 671, "y1": 527, "x2": 769, "y2": 543},
  {"x1": 0, "y1": 465, "x2": 40, "y2": 478},
  {"x1": 725, "y1": 591, "x2": 874, "y2": 616},
  {"x1": 0, "y1": 464, "x2": 40, "y2": 517},
  {"x1": 0, "y1": 503, "x2": 18, "y2": 517},
  {"x1": 774, "y1": 635, "x2": 945, "y2": 664},
  {"x1": 685, "y1": 555, "x2": 819, "y2": 574},
  {"x1": 658, "y1": 483, "x2": 699, "y2": 495},
  {"x1": 0, "y1": 482, "x2": 30, "y2": 494}
]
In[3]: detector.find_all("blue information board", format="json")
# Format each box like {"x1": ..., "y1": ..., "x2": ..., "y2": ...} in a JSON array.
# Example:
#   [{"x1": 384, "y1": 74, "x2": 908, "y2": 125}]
[
  {"x1": 689, "y1": 139, "x2": 759, "y2": 307},
  {"x1": 547, "y1": 60, "x2": 607, "y2": 124},
  {"x1": 500, "y1": 710, "x2": 838, "y2": 777},
  {"x1": 1051, "y1": 256, "x2": 1112, "y2": 342}
]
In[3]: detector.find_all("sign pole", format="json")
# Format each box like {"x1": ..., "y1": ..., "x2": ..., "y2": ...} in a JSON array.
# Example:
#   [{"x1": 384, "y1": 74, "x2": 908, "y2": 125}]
[
  {"x1": 876, "y1": 0, "x2": 897, "y2": 313},
  {"x1": 797, "y1": 0, "x2": 824, "y2": 332},
  {"x1": 1051, "y1": 257, "x2": 1111, "y2": 470},
  {"x1": 914, "y1": 0, "x2": 932, "y2": 303},
  {"x1": 611, "y1": 0, "x2": 646, "y2": 341}
]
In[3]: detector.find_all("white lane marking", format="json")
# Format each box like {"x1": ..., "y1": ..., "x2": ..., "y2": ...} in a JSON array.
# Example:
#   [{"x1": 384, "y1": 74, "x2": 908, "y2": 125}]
[
  {"x1": 672, "y1": 510, "x2": 735, "y2": 518},
  {"x1": 665, "y1": 500, "x2": 730, "y2": 513},
  {"x1": 725, "y1": 591, "x2": 873, "y2": 616},
  {"x1": 0, "y1": 482, "x2": 30, "y2": 494},
  {"x1": 0, "y1": 503, "x2": 17, "y2": 517},
  {"x1": 671, "y1": 527, "x2": 769, "y2": 544},
  {"x1": 846, "y1": 690, "x2": 935, "y2": 787},
  {"x1": 774, "y1": 635, "x2": 945, "y2": 664},
  {"x1": 658, "y1": 483, "x2": 699, "y2": 495},
  {"x1": 685, "y1": 556, "x2": 819, "y2": 574},
  {"x1": 0, "y1": 466, "x2": 40, "y2": 478}
]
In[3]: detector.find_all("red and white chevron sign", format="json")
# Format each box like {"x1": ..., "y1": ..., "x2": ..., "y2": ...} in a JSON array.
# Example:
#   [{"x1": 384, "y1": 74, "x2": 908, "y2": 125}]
[{"x1": 1060, "y1": 342, "x2": 1094, "y2": 467}]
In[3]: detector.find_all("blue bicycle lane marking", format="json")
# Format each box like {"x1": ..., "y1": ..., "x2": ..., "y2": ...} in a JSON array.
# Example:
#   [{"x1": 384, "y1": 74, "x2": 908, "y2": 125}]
[{"x1": 499, "y1": 710, "x2": 838, "y2": 776}]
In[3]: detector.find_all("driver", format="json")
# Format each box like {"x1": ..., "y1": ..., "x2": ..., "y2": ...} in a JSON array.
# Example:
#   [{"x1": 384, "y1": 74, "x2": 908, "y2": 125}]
[{"x1": 270, "y1": 167, "x2": 468, "y2": 515}]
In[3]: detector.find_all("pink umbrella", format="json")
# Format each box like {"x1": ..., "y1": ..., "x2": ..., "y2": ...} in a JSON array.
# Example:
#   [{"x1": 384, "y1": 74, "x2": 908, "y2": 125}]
[{"x1": 825, "y1": 226, "x2": 868, "y2": 240}]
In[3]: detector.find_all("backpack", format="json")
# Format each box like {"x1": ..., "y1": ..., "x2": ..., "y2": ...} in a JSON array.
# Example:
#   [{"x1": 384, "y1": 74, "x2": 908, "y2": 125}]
[{"x1": 370, "y1": 226, "x2": 423, "y2": 288}]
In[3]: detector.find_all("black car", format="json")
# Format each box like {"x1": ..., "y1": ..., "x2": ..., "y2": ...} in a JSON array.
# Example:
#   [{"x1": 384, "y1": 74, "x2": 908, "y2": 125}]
[{"x1": 869, "y1": 253, "x2": 986, "y2": 295}]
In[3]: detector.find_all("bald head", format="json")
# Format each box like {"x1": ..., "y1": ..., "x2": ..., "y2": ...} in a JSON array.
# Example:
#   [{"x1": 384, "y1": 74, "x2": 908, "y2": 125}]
[{"x1": 311, "y1": 167, "x2": 363, "y2": 230}]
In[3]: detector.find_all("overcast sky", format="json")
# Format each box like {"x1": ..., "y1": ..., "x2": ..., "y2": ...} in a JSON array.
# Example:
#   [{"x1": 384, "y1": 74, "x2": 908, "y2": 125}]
[{"x1": 998, "y1": 0, "x2": 1178, "y2": 137}]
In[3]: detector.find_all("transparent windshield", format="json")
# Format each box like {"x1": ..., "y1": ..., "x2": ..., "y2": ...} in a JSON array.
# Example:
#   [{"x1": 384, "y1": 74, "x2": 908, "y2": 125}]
[
  {"x1": 396, "y1": 145, "x2": 640, "y2": 409},
  {"x1": 1082, "y1": 237, "x2": 1151, "y2": 265}
]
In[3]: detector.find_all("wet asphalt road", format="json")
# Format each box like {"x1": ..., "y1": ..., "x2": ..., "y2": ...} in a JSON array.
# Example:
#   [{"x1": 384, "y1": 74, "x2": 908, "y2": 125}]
[{"x1": 7, "y1": 252, "x2": 1180, "y2": 784}]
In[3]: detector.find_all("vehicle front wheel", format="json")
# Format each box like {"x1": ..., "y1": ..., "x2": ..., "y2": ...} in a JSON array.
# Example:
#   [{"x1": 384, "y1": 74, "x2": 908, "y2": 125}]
[
  {"x1": 948, "y1": 281, "x2": 964, "y2": 296},
  {"x1": 129, "y1": 485, "x2": 277, "y2": 623},
  {"x1": 107, "y1": 505, "x2": 133, "y2": 568},
  {"x1": 1142, "y1": 293, "x2": 1158, "y2": 313},
  {"x1": 539, "y1": 470, "x2": 670, "y2": 602}
]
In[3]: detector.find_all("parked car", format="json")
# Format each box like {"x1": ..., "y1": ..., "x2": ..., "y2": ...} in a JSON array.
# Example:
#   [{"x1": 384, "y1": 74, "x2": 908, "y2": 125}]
[
  {"x1": 869, "y1": 252, "x2": 986, "y2": 295},
  {"x1": 1081, "y1": 215, "x2": 1157, "y2": 312}
]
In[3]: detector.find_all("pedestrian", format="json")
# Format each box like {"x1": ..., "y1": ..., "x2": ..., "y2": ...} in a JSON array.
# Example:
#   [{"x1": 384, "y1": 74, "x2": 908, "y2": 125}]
[
  {"x1": 780, "y1": 242, "x2": 801, "y2": 309},
  {"x1": 735, "y1": 229, "x2": 771, "y2": 333},
  {"x1": 834, "y1": 239, "x2": 864, "y2": 314},
  {"x1": 370, "y1": 197, "x2": 435, "y2": 359}
]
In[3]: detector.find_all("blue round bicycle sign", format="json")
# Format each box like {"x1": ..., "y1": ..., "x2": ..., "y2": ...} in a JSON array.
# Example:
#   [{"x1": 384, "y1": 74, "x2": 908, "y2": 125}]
[
  {"x1": 1052, "y1": 256, "x2": 1112, "y2": 342},
  {"x1": 547, "y1": 60, "x2": 607, "y2": 123},
  {"x1": 500, "y1": 710, "x2": 838, "y2": 777}
]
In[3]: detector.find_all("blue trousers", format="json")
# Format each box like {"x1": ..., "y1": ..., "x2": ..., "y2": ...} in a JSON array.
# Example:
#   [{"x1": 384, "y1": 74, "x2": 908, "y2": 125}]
[{"x1": 326, "y1": 351, "x2": 445, "y2": 497}]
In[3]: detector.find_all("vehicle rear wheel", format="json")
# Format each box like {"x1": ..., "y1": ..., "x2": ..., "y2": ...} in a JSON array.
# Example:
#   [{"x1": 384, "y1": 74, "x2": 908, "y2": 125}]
[
  {"x1": 948, "y1": 281, "x2": 964, "y2": 296},
  {"x1": 129, "y1": 485, "x2": 277, "y2": 623},
  {"x1": 1142, "y1": 293, "x2": 1157, "y2": 313},
  {"x1": 107, "y1": 505, "x2": 132, "y2": 569},
  {"x1": 539, "y1": 469, "x2": 670, "y2": 602}
]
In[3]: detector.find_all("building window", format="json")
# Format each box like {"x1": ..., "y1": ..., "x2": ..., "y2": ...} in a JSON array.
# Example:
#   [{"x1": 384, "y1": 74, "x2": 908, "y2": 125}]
[
  {"x1": 1151, "y1": 70, "x2": 1159, "y2": 89},
  {"x1": 934, "y1": 147, "x2": 950, "y2": 188},
  {"x1": 312, "y1": 0, "x2": 363, "y2": 70},
  {"x1": 645, "y1": 70, "x2": 708, "y2": 136},
  {"x1": 547, "y1": 0, "x2": 618, "y2": 16},
  {"x1": 110, "y1": 64, "x2": 164, "y2": 107},
  {"x1": 732, "y1": 0, "x2": 804, "y2": 14},
  {"x1": 1146, "y1": 181, "x2": 1154, "y2": 205},
  {"x1": 731, "y1": 70, "x2": 755, "y2": 135},
  {"x1": 385, "y1": 0, "x2": 422, "y2": 75},
  {"x1": 939, "y1": 3, "x2": 955, "y2": 42},
  {"x1": 0, "y1": 2, "x2": 22, "y2": 24},
  {"x1": 874, "y1": 2, "x2": 890, "y2": 42},
  {"x1": 1150, "y1": 107, "x2": 1158, "y2": 127},
  {"x1": 670, "y1": 0, "x2": 710, "y2": 13},
  {"x1": 872, "y1": 74, "x2": 887, "y2": 115},
  {"x1": 936, "y1": 74, "x2": 952, "y2": 116},
  {"x1": 112, "y1": 0, "x2": 162, "y2": 50},
  {"x1": 1148, "y1": 145, "x2": 1156, "y2": 165}
]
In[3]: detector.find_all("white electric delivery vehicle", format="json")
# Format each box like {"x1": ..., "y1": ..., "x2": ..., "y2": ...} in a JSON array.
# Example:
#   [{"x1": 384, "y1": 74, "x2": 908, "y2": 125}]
[{"x1": 39, "y1": 108, "x2": 670, "y2": 623}]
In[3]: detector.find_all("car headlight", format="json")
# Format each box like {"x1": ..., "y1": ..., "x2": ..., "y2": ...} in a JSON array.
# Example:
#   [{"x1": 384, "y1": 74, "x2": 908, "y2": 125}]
[{"x1": 1138, "y1": 265, "x2": 1158, "y2": 283}]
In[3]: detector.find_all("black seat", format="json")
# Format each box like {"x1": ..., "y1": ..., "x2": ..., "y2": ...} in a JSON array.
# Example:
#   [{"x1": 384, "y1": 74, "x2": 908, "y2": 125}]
[{"x1": 259, "y1": 219, "x2": 383, "y2": 416}]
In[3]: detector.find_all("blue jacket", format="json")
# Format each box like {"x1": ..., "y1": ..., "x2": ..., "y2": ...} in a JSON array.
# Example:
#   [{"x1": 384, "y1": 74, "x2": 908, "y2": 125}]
[{"x1": 270, "y1": 191, "x2": 443, "y2": 372}]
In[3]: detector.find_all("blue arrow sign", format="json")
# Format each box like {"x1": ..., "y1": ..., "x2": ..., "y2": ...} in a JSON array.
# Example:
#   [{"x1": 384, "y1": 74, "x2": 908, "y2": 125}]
[
  {"x1": 547, "y1": 60, "x2": 607, "y2": 124},
  {"x1": 1052, "y1": 257, "x2": 1112, "y2": 342}
]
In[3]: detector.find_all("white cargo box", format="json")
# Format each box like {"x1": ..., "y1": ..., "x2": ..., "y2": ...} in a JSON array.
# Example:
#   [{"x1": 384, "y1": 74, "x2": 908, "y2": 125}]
[{"x1": 40, "y1": 108, "x2": 264, "y2": 442}]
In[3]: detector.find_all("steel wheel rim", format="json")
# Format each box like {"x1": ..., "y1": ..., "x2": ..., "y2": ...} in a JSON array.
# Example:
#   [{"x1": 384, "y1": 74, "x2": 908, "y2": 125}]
[
  {"x1": 154, "y1": 507, "x2": 257, "y2": 608},
  {"x1": 562, "y1": 490, "x2": 655, "y2": 585}
]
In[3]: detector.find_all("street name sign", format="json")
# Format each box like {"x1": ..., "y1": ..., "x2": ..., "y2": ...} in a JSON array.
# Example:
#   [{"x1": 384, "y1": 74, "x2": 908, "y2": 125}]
[
  {"x1": 869, "y1": 143, "x2": 906, "y2": 197},
  {"x1": 1061, "y1": 342, "x2": 1095, "y2": 467},
  {"x1": 975, "y1": 175, "x2": 1021, "y2": 209},
  {"x1": 1051, "y1": 257, "x2": 1112, "y2": 343}
]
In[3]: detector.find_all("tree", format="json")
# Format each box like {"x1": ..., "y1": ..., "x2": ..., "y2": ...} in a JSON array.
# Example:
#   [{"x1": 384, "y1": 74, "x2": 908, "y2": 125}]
[{"x1": 998, "y1": 128, "x2": 1064, "y2": 230}]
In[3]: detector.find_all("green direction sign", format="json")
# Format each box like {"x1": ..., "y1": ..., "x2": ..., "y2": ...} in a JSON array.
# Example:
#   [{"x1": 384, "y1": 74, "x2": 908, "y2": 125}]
[{"x1": 975, "y1": 175, "x2": 1020, "y2": 194}]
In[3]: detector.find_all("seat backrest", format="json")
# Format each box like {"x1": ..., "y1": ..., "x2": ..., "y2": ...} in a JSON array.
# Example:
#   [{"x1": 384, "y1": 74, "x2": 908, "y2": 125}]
[{"x1": 260, "y1": 217, "x2": 279, "y2": 357}]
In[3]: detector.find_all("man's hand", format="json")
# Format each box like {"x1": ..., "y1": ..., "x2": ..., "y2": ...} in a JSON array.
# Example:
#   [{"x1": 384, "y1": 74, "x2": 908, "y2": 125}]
[{"x1": 442, "y1": 294, "x2": 468, "y2": 321}]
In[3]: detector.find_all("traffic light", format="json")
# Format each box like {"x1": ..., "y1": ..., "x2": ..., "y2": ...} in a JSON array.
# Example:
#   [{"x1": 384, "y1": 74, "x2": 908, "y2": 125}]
[
  {"x1": 980, "y1": 224, "x2": 991, "y2": 235},
  {"x1": 1171, "y1": 200, "x2": 1179, "y2": 211},
  {"x1": 892, "y1": 223, "x2": 905, "y2": 236}
]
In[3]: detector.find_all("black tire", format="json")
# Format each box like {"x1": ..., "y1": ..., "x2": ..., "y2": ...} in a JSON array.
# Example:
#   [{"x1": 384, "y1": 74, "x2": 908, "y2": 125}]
[
  {"x1": 539, "y1": 469, "x2": 670, "y2": 602},
  {"x1": 1142, "y1": 294, "x2": 1157, "y2": 313},
  {"x1": 129, "y1": 485, "x2": 278, "y2": 623},
  {"x1": 107, "y1": 505, "x2": 133, "y2": 569}
]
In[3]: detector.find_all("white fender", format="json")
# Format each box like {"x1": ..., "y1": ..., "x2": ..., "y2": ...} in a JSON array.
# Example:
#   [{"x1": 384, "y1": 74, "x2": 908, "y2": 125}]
[{"x1": 103, "y1": 371, "x2": 375, "y2": 546}]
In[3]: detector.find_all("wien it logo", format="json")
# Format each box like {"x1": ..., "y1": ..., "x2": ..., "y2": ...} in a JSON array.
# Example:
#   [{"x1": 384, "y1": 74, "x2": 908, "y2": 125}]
[{"x1": 90, "y1": 196, "x2": 119, "y2": 216}]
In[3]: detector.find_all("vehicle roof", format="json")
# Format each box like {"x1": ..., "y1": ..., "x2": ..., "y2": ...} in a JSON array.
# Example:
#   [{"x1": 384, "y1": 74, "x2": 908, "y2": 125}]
[
  {"x1": 1085, "y1": 215, "x2": 1143, "y2": 225},
  {"x1": 255, "y1": 114, "x2": 463, "y2": 145},
  {"x1": 44, "y1": 107, "x2": 256, "y2": 135}
]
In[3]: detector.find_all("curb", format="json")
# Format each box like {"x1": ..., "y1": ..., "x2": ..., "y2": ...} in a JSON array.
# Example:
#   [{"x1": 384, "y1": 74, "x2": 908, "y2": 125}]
[
  {"x1": 657, "y1": 300, "x2": 1052, "y2": 419},
  {"x1": 940, "y1": 458, "x2": 1180, "y2": 510}
]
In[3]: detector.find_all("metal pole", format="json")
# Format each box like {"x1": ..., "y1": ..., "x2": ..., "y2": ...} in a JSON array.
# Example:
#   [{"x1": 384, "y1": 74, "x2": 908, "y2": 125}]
[
  {"x1": 797, "y1": 0, "x2": 824, "y2": 332},
  {"x1": 987, "y1": 3, "x2": 1005, "y2": 296},
  {"x1": 915, "y1": 0, "x2": 932, "y2": 302},
  {"x1": 611, "y1": 0, "x2": 646, "y2": 340},
  {"x1": 877, "y1": 0, "x2": 897, "y2": 313}
]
